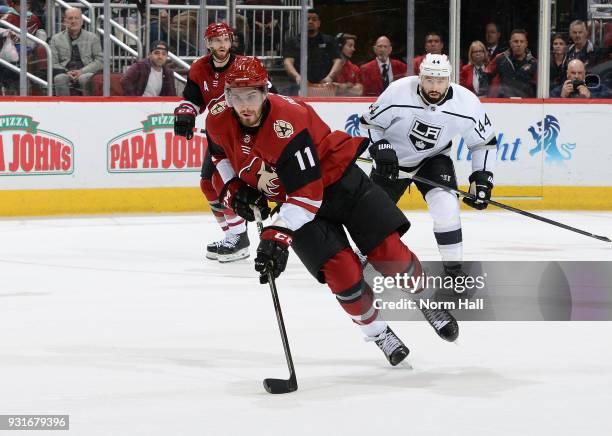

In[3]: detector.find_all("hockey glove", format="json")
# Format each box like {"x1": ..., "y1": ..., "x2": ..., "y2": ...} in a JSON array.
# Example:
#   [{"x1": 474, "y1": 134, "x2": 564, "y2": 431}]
[
  {"x1": 255, "y1": 226, "x2": 292, "y2": 284},
  {"x1": 174, "y1": 104, "x2": 197, "y2": 140},
  {"x1": 463, "y1": 170, "x2": 494, "y2": 210},
  {"x1": 220, "y1": 178, "x2": 270, "y2": 222},
  {"x1": 369, "y1": 139, "x2": 399, "y2": 180}
]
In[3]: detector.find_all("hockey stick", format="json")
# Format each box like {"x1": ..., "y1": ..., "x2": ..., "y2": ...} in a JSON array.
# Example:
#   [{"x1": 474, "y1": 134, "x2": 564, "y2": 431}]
[
  {"x1": 357, "y1": 157, "x2": 611, "y2": 243},
  {"x1": 253, "y1": 208, "x2": 298, "y2": 394}
]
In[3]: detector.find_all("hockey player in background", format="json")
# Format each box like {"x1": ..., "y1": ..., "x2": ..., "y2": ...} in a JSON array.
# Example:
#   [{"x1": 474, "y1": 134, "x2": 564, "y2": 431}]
[
  {"x1": 207, "y1": 56, "x2": 459, "y2": 366},
  {"x1": 361, "y1": 54, "x2": 497, "y2": 279},
  {"x1": 173, "y1": 22, "x2": 250, "y2": 263}
]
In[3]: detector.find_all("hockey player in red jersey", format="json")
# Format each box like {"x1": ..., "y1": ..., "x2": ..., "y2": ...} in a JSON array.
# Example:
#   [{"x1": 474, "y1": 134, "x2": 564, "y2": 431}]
[
  {"x1": 207, "y1": 57, "x2": 459, "y2": 366},
  {"x1": 173, "y1": 22, "x2": 250, "y2": 262}
]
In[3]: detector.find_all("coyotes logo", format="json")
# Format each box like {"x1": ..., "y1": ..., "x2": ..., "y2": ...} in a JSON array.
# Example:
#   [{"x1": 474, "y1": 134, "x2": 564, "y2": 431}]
[
  {"x1": 238, "y1": 156, "x2": 283, "y2": 199},
  {"x1": 273, "y1": 120, "x2": 293, "y2": 139},
  {"x1": 210, "y1": 101, "x2": 227, "y2": 115}
]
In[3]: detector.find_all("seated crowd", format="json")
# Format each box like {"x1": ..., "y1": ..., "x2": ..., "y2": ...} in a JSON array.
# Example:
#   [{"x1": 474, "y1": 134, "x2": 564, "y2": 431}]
[
  {"x1": 279, "y1": 9, "x2": 611, "y2": 99},
  {"x1": 1, "y1": 4, "x2": 610, "y2": 98}
]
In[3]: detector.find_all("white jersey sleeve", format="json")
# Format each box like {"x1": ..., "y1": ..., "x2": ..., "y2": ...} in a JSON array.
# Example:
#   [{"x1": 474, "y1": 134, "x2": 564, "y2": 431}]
[
  {"x1": 359, "y1": 82, "x2": 399, "y2": 144},
  {"x1": 457, "y1": 89, "x2": 497, "y2": 174}
]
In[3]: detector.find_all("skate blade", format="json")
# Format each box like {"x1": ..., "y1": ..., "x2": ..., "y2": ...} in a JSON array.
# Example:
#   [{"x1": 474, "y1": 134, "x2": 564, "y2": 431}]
[
  {"x1": 398, "y1": 360, "x2": 413, "y2": 370},
  {"x1": 205, "y1": 252, "x2": 218, "y2": 260},
  {"x1": 217, "y1": 248, "x2": 250, "y2": 263}
]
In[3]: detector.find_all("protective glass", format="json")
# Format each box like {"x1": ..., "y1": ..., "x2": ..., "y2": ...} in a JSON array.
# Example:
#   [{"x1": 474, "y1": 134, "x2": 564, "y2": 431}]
[
  {"x1": 207, "y1": 35, "x2": 232, "y2": 49},
  {"x1": 225, "y1": 87, "x2": 267, "y2": 108},
  {"x1": 420, "y1": 76, "x2": 450, "y2": 90}
]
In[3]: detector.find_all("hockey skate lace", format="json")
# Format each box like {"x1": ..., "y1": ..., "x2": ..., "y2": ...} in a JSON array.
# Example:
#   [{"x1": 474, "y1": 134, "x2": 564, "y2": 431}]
[
  {"x1": 366, "y1": 330, "x2": 402, "y2": 356},
  {"x1": 421, "y1": 307, "x2": 451, "y2": 330},
  {"x1": 220, "y1": 234, "x2": 239, "y2": 248}
]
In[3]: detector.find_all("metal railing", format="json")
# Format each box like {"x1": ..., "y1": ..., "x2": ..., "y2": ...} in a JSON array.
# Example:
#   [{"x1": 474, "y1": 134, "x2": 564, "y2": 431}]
[
  {"x1": 0, "y1": 19, "x2": 53, "y2": 96},
  {"x1": 168, "y1": 51, "x2": 189, "y2": 85},
  {"x1": 91, "y1": 3, "x2": 143, "y2": 51},
  {"x1": 235, "y1": 3, "x2": 304, "y2": 69},
  {"x1": 96, "y1": 14, "x2": 142, "y2": 72},
  {"x1": 147, "y1": 3, "x2": 229, "y2": 62},
  {"x1": 589, "y1": 3, "x2": 612, "y2": 47},
  {"x1": 36, "y1": 1, "x2": 313, "y2": 95}
]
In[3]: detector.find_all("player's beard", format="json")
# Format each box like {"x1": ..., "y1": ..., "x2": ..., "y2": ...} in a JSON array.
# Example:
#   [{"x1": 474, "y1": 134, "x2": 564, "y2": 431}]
[
  {"x1": 211, "y1": 46, "x2": 230, "y2": 64},
  {"x1": 419, "y1": 86, "x2": 447, "y2": 105},
  {"x1": 424, "y1": 91, "x2": 443, "y2": 104},
  {"x1": 237, "y1": 107, "x2": 264, "y2": 127}
]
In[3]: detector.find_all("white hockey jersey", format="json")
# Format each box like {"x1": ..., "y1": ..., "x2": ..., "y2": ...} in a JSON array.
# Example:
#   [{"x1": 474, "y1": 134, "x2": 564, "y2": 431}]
[{"x1": 361, "y1": 75, "x2": 496, "y2": 176}]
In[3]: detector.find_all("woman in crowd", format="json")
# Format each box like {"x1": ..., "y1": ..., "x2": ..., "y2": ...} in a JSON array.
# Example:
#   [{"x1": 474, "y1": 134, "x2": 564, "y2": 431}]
[
  {"x1": 550, "y1": 33, "x2": 568, "y2": 91},
  {"x1": 333, "y1": 32, "x2": 363, "y2": 96},
  {"x1": 460, "y1": 40, "x2": 489, "y2": 96}
]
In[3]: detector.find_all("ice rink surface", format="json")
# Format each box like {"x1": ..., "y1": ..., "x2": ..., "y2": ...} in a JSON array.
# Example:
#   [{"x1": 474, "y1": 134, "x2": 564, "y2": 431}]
[{"x1": 1, "y1": 211, "x2": 611, "y2": 435}]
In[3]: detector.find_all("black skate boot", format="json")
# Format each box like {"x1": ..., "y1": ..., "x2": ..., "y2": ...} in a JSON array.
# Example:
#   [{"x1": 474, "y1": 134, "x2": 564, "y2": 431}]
[
  {"x1": 419, "y1": 305, "x2": 459, "y2": 342},
  {"x1": 206, "y1": 238, "x2": 224, "y2": 260},
  {"x1": 217, "y1": 231, "x2": 250, "y2": 263},
  {"x1": 443, "y1": 263, "x2": 475, "y2": 296},
  {"x1": 366, "y1": 326, "x2": 410, "y2": 366},
  {"x1": 444, "y1": 263, "x2": 467, "y2": 279}
]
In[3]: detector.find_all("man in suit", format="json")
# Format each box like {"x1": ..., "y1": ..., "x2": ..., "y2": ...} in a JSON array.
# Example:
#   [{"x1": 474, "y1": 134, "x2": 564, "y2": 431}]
[
  {"x1": 485, "y1": 22, "x2": 506, "y2": 59},
  {"x1": 360, "y1": 35, "x2": 407, "y2": 97}
]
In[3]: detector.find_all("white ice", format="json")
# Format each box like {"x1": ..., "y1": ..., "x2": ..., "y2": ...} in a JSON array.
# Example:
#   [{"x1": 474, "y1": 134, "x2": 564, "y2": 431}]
[{"x1": 1, "y1": 211, "x2": 611, "y2": 435}]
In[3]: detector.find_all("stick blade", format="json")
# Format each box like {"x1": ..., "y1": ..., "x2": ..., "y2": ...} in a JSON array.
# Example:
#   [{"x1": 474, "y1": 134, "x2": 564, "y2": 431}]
[{"x1": 263, "y1": 377, "x2": 298, "y2": 394}]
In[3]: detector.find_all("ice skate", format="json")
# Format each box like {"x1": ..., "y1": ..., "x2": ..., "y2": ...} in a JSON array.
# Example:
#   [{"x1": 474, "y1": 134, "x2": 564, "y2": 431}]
[
  {"x1": 444, "y1": 263, "x2": 467, "y2": 279},
  {"x1": 366, "y1": 326, "x2": 410, "y2": 366},
  {"x1": 206, "y1": 238, "x2": 225, "y2": 260},
  {"x1": 217, "y1": 231, "x2": 250, "y2": 263},
  {"x1": 419, "y1": 305, "x2": 459, "y2": 342}
]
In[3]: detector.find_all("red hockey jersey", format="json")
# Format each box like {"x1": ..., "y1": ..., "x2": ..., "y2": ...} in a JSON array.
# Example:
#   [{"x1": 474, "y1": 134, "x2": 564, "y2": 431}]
[
  {"x1": 181, "y1": 53, "x2": 245, "y2": 113},
  {"x1": 206, "y1": 94, "x2": 367, "y2": 231}
]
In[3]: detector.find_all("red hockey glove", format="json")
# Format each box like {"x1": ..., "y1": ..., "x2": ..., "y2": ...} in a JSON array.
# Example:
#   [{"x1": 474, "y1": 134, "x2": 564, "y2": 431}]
[
  {"x1": 255, "y1": 226, "x2": 292, "y2": 284},
  {"x1": 220, "y1": 178, "x2": 270, "y2": 222},
  {"x1": 174, "y1": 104, "x2": 197, "y2": 140}
]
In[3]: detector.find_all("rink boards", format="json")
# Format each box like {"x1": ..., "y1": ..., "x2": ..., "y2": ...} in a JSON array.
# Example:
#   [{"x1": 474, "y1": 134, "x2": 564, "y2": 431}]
[{"x1": 0, "y1": 97, "x2": 611, "y2": 216}]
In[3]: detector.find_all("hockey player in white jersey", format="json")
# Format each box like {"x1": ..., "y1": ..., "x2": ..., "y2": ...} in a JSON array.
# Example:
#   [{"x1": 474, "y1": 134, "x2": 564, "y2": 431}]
[{"x1": 361, "y1": 53, "x2": 497, "y2": 278}]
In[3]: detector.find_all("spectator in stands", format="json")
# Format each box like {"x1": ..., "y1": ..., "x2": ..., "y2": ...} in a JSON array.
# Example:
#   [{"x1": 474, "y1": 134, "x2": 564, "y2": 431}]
[
  {"x1": 2, "y1": 1, "x2": 42, "y2": 38},
  {"x1": 551, "y1": 59, "x2": 612, "y2": 98},
  {"x1": 486, "y1": 29, "x2": 537, "y2": 98},
  {"x1": 333, "y1": 32, "x2": 363, "y2": 96},
  {"x1": 141, "y1": 0, "x2": 204, "y2": 57},
  {"x1": 460, "y1": 40, "x2": 489, "y2": 97},
  {"x1": 562, "y1": 20, "x2": 607, "y2": 73},
  {"x1": 0, "y1": 27, "x2": 19, "y2": 95},
  {"x1": 246, "y1": 0, "x2": 282, "y2": 55},
  {"x1": 135, "y1": 0, "x2": 169, "y2": 50},
  {"x1": 360, "y1": 35, "x2": 407, "y2": 97},
  {"x1": 232, "y1": 29, "x2": 245, "y2": 55},
  {"x1": 0, "y1": 0, "x2": 46, "y2": 95},
  {"x1": 550, "y1": 33, "x2": 568, "y2": 91},
  {"x1": 413, "y1": 31, "x2": 444, "y2": 75},
  {"x1": 121, "y1": 40, "x2": 176, "y2": 97},
  {"x1": 50, "y1": 7, "x2": 103, "y2": 96},
  {"x1": 485, "y1": 22, "x2": 506, "y2": 59},
  {"x1": 282, "y1": 9, "x2": 342, "y2": 95}
]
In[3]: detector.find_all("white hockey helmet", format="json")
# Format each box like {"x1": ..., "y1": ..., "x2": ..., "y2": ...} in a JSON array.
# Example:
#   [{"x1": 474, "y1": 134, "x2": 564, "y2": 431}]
[{"x1": 419, "y1": 53, "x2": 452, "y2": 78}]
